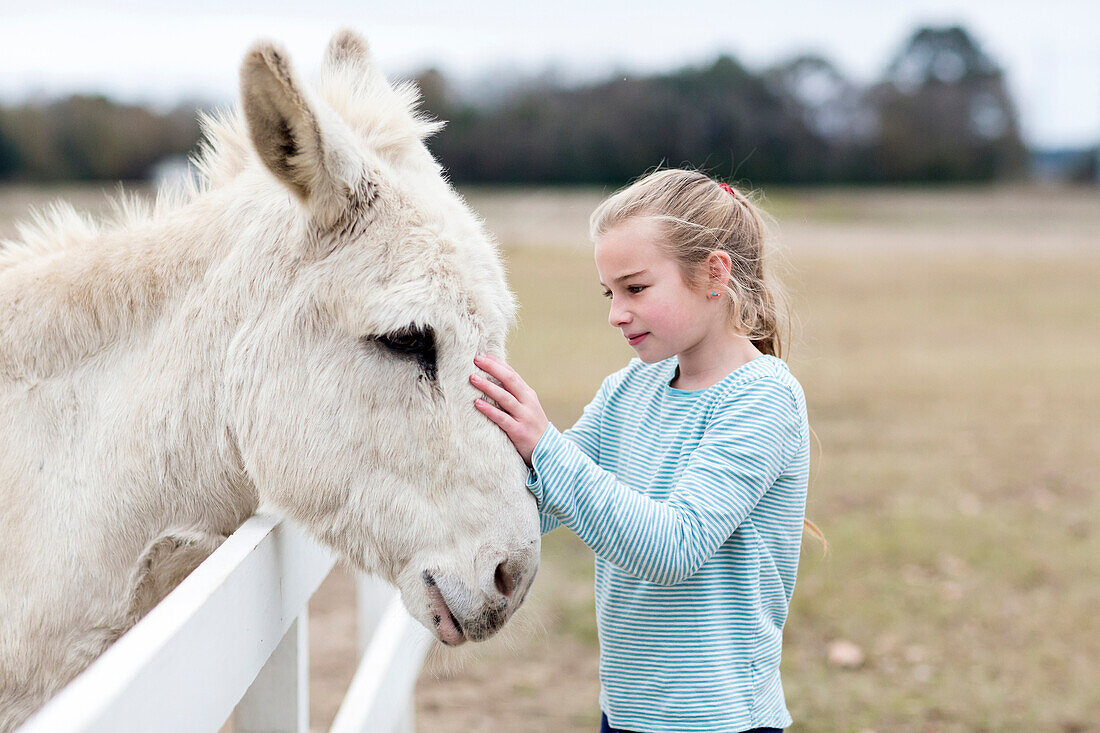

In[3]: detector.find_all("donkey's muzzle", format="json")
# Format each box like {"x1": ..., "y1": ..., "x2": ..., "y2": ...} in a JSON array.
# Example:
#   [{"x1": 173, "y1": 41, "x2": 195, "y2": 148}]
[{"x1": 425, "y1": 545, "x2": 538, "y2": 643}]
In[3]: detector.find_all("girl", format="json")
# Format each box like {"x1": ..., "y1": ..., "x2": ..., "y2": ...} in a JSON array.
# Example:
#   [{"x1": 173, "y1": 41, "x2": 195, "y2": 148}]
[{"x1": 470, "y1": 169, "x2": 810, "y2": 733}]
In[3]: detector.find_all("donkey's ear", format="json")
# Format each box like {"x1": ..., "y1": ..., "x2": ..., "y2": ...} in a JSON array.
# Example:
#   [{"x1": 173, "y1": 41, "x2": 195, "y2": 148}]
[
  {"x1": 323, "y1": 29, "x2": 379, "y2": 77},
  {"x1": 241, "y1": 41, "x2": 362, "y2": 228}
]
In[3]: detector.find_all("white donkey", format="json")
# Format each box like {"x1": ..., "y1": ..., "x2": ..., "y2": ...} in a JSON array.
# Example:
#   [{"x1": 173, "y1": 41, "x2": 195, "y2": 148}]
[{"x1": 0, "y1": 30, "x2": 540, "y2": 729}]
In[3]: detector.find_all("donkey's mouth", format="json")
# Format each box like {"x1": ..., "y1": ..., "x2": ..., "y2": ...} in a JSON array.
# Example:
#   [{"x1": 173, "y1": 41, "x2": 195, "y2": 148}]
[{"x1": 423, "y1": 572, "x2": 467, "y2": 646}]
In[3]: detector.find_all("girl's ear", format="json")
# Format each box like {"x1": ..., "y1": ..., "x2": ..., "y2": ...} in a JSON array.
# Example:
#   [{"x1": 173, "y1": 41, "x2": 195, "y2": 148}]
[{"x1": 706, "y1": 250, "x2": 734, "y2": 288}]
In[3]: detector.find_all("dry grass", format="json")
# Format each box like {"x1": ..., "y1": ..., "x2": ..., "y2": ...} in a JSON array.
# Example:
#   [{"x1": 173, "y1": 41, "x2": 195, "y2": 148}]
[
  {"x1": 3, "y1": 183, "x2": 1098, "y2": 731},
  {"x1": 416, "y1": 184, "x2": 1100, "y2": 732}
]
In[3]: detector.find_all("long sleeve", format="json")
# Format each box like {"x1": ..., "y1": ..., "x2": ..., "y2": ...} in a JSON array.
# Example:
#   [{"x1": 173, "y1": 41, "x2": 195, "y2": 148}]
[
  {"x1": 527, "y1": 376, "x2": 801, "y2": 585},
  {"x1": 531, "y1": 375, "x2": 610, "y2": 535}
]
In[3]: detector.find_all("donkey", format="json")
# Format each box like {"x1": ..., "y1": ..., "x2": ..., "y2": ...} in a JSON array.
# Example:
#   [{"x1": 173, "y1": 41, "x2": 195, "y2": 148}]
[{"x1": 0, "y1": 30, "x2": 540, "y2": 729}]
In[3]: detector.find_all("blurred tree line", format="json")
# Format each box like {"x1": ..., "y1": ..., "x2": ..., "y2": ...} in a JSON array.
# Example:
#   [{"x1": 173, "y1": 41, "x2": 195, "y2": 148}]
[
  {"x1": 0, "y1": 96, "x2": 200, "y2": 181},
  {"x1": 0, "y1": 26, "x2": 1033, "y2": 184},
  {"x1": 425, "y1": 26, "x2": 1028, "y2": 184}
]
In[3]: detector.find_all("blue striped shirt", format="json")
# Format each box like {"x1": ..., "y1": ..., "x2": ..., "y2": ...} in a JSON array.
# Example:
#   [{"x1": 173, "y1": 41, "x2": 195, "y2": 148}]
[{"x1": 527, "y1": 354, "x2": 809, "y2": 732}]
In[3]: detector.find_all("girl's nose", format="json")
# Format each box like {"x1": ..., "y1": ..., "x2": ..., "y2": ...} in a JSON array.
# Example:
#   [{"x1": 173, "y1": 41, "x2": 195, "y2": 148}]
[{"x1": 608, "y1": 301, "x2": 631, "y2": 328}]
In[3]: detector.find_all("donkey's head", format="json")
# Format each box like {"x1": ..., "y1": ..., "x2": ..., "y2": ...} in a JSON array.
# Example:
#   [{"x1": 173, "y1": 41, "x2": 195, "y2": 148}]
[{"x1": 224, "y1": 31, "x2": 538, "y2": 645}]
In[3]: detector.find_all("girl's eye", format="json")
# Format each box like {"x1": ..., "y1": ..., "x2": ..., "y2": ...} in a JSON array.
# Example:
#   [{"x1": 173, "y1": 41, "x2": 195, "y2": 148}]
[{"x1": 603, "y1": 285, "x2": 646, "y2": 299}]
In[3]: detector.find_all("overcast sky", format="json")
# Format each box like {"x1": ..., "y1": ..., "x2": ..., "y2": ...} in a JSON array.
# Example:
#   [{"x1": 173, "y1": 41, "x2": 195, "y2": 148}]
[{"x1": 1, "y1": 0, "x2": 1098, "y2": 148}]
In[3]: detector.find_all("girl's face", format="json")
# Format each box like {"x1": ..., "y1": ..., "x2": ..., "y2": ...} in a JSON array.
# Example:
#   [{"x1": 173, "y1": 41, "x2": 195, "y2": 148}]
[{"x1": 595, "y1": 216, "x2": 722, "y2": 364}]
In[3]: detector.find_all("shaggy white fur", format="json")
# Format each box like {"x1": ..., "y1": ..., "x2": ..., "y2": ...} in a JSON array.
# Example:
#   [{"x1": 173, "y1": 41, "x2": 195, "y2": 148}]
[{"x1": 0, "y1": 29, "x2": 539, "y2": 729}]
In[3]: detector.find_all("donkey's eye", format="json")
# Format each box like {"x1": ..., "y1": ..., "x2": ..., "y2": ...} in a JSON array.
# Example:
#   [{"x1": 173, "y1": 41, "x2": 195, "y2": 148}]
[
  {"x1": 363, "y1": 325, "x2": 438, "y2": 382},
  {"x1": 379, "y1": 332, "x2": 421, "y2": 352}
]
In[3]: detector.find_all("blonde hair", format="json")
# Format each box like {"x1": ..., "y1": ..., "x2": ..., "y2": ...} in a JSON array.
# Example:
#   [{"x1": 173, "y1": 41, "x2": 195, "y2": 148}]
[{"x1": 589, "y1": 168, "x2": 787, "y2": 358}]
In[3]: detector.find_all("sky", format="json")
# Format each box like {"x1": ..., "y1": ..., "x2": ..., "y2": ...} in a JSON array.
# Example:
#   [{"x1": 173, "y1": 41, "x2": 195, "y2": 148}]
[{"x1": 1, "y1": 0, "x2": 1098, "y2": 149}]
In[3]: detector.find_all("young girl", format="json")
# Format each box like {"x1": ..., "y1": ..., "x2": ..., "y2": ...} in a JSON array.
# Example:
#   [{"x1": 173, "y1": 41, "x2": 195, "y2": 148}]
[{"x1": 470, "y1": 169, "x2": 809, "y2": 733}]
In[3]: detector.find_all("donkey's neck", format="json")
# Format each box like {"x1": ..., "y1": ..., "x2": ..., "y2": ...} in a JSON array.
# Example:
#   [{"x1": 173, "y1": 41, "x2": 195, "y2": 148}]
[{"x1": 0, "y1": 184, "x2": 295, "y2": 382}]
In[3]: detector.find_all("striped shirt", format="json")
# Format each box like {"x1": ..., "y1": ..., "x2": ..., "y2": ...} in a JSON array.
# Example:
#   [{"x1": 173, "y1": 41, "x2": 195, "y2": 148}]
[{"x1": 527, "y1": 354, "x2": 809, "y2": 732}]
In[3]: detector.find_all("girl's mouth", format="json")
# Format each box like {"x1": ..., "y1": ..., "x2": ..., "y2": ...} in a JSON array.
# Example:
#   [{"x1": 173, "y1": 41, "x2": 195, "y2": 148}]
[{"x1": 627, "y1": 332, "x2": 649, "y2": 346}]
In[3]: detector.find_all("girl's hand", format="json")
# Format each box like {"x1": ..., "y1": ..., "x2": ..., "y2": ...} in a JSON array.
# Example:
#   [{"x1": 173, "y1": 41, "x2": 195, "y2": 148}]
[{"x1": 471, "y1": 354, "x2": 549, "y2": 466}]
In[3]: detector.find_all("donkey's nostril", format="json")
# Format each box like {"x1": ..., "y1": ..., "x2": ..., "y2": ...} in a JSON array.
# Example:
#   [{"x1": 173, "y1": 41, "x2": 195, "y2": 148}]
[{"x1": 494, "y1": 561, "x2": 514, "y2": 598}]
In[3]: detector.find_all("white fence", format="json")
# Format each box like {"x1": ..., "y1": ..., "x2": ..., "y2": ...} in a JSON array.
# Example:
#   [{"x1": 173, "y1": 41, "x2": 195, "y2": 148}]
[{"x1": 19, "y1": 513, "x2": 433, "y2": 732}]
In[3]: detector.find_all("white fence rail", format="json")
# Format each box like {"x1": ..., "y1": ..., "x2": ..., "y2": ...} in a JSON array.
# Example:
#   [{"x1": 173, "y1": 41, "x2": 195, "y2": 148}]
[{"x1": 19, "y1": 513, "x2": 432, "y2": 732}]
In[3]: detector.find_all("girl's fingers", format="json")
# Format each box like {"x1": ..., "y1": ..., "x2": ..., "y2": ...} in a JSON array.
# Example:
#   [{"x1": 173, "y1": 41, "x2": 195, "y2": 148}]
[
  {"x1": 473, "y1": 354, "x2": 507, "y2": 383},
  {"x1": 475, "y1": 398, "x2": 518, "y2": 433},
  {"x1": 470, "y1": 374, "x2": 521, "y2": 414},
  {"x1": 475, "y1": 354, "x2": 532, "y2": 400}
]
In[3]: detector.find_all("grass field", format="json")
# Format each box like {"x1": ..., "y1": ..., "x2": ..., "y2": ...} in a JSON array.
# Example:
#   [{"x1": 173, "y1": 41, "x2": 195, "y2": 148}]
[
  {"x1": 3, "y1": 183, "x2": 1098, "y2": 731},
  {"x1": 415, "y1": 185, "x2": 1100, "y2": 732}
]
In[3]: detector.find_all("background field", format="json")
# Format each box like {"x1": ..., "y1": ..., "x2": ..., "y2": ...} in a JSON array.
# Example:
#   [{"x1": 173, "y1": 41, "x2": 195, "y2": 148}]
[{"x1": 3, "y1": 184, "x2": 1098, "y2": 731}]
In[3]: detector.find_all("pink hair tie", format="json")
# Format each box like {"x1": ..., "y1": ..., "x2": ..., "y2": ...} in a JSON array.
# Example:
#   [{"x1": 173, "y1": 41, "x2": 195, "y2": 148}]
[{"x1": 718, "y1": 182, "x2": 737, "y2": 197}]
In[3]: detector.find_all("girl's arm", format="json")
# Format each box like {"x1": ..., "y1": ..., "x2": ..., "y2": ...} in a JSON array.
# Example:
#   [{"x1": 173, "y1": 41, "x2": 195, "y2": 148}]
[
  {"x1": 472, "y1": 355, "x2": 802, "y2": 585},
  {"x1": 535, "y1": 374, "x2": 610, "y2": 535},
  {"x1": 529, "y1": 384, "x2": 799, "y2": 584},
  {"x1": 538, "y1": 512, "x2": 562, "y2": 535},
  {"x1": 472, "y1": 354, "x2": 610, "y2": 536}
]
